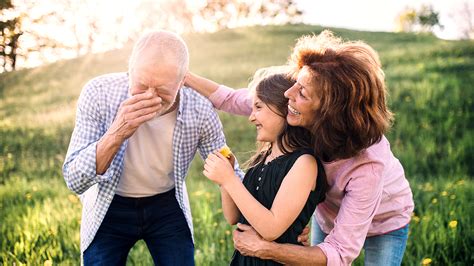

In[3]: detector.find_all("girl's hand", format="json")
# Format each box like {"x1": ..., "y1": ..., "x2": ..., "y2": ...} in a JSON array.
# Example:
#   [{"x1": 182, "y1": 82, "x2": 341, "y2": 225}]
[{"x1": 204, "y1": 152, "x2": 237, "y2": 186}]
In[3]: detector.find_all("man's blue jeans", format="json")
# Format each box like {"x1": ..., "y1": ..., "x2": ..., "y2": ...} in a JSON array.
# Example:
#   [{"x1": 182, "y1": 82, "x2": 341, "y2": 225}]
[
  {"x1": 311, "y1": 218, "x2": 409, "y2": 266},
  {"x1": 83, "y1": 188, "x2": 194, "y2": 266}
]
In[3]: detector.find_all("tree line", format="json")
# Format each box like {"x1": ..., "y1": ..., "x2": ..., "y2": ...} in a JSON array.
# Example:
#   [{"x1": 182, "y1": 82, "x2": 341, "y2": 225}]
[
  {"x1": 0, "y1": 0, "x2": 302, "y2": 72},
  {"x1": 1, "y1": 1, "x2": 473, "y2": 73}
]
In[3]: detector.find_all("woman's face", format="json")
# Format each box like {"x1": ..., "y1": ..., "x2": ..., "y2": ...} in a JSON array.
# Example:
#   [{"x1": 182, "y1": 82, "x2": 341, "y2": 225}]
[{"x1": 284, "y1": 66, "x2": 320, "y2": 129}]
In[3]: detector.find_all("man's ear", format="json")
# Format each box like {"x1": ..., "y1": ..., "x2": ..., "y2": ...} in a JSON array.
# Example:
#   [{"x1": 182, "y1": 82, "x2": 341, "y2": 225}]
[{"x1": 176, "y1": 76, "x2": 185, "y2": 89}]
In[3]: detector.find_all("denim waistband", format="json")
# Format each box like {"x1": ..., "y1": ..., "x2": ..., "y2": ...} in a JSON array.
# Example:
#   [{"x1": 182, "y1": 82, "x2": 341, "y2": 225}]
[{"x1": 113, "y1": 188, "x2": 176, "y2": 207}]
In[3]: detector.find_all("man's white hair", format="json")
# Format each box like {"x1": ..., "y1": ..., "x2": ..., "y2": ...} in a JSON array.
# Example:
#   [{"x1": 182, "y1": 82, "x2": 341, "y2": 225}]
[{"x1": 128, "y1": 30, "x2": 189, "y2": 80}]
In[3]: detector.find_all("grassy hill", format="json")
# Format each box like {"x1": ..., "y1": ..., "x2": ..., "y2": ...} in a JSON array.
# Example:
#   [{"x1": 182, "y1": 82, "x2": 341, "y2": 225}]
[{"x1": 0, "y1": 24, "x2": 472, "y2": 265}]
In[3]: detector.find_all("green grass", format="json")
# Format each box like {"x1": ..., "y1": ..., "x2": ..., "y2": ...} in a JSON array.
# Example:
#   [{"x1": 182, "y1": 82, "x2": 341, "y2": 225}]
[{"x1": 0, "y1": 24, "x2": 473, "y2": 265}]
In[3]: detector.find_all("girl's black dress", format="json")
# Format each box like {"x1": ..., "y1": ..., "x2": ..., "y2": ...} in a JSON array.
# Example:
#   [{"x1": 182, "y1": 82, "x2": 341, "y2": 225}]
[{"x1": 230, "y1": 149, "x2": 327, "y2": 266}]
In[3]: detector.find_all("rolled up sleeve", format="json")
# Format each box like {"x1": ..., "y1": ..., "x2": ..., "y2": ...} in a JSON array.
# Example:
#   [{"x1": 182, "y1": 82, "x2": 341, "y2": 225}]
[
  {"x1": 317, "y1": 163, "x2": 384, "y2": 266},
  {"x1": 62, "y1": 81, "x2": 116, "y2": 195},
  {"x1": 208, "y1": 85, "x2": 252, "y2": 116},
  {"x1": 197, "y1": 103, "x2": 245, "y2": 180}
]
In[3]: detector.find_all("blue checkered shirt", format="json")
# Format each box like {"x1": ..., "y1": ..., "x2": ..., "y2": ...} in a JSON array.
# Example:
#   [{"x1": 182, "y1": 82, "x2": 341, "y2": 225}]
[{"x1": 63, "y1": 72, "x2": 244, "y2": 253}]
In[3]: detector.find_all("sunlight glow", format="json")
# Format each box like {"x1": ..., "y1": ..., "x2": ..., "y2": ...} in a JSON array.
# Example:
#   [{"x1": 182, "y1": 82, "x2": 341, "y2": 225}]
[{"x1": 6, "y1": 0, "x2": 471, "y2": 69}]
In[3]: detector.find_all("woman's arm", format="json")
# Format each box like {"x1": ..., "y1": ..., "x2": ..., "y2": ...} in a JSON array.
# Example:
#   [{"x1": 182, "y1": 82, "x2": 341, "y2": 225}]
[
  {"x1": 315, "y1": 164, "x2": 385, "y2": 265},
  {"x1": 185, "y1": 71, "x2": 253, "y2": 116},
  {"x1": 220, "y1": 186, "x2": 240, "y2": 225},
  {"x1": 233, "y1": 223, "x2": 327, "y2": 265},
  {"x1": 184, "y1": 72, "x2": 220, "y2": 98},
  {"x1": 205, "y1": 153, "x2": 318, "y2": 241}
]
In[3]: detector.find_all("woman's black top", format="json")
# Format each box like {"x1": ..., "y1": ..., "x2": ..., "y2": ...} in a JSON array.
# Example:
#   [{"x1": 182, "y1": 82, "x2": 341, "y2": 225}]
[{"x1": 230, "y1": 149, "x2": 327, "y2": 266}]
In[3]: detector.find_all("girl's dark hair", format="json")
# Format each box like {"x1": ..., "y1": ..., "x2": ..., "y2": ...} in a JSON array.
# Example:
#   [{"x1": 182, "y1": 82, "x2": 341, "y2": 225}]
[{"x1": 245, "y1": 73, "x2": 313, "y2": 168}]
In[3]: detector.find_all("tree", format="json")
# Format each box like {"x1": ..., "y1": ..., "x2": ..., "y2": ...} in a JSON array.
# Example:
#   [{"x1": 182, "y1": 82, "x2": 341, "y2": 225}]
[
  {"x1": 0, "y1": 0, "x2": 22, "y2": 72},
  {"x1": 396, "y1": 7, "x2": 417, "y2": 32},
  {"x1": 395, "y1": 5, "x2": 442, "y2": 34},
  {"x1": 194, "y1": 0, "x2": 303, "y2": 32},
  {"x1": 417, "y1": 5, "x2": 442, "y2": 33},
  {"x1": 1, "y1": 0, "x2": 131, "y2": 69},
  {"x1": 2, "y1": 0, "x2": 305, "y2": 71}
]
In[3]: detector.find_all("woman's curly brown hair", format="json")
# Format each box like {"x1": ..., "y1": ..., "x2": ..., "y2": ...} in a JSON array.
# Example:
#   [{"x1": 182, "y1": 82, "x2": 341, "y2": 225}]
[{"x1": 289, "y1": 30, "x2": 393, "y2": 161}]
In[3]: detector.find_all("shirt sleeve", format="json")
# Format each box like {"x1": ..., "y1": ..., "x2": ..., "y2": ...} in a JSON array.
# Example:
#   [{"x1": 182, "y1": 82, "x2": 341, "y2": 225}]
[
  {"x1": 317, "y1": 163, "x2": 384, "y2": 266},
  {"x1": 208, "y1": 85, "x2": 252, "y2": 116},
  {"x1": 62, "y1": 80, "x2": 118, "y2": 195},
  {"x1": 197, "y1": 105, "x2": 245, "y2": 180}
]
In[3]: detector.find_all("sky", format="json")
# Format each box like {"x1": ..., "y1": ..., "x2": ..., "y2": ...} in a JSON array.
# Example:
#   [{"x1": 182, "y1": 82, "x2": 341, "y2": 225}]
[{"x1": 297, "y1": 0, "x2": 471, "y2": 40}]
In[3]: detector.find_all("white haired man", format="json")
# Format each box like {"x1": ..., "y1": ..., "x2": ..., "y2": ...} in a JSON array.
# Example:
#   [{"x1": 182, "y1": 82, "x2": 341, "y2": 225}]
[{"x1": 63, "y1": 30, "x2": 242, "y2": 265}]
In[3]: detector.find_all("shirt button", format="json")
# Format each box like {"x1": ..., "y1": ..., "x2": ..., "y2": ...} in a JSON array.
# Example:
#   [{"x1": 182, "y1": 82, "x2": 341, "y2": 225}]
[
  {"x1": 256, "y1": 186, "x2": 259, "y2": 190},
  {"x1": 258, "y1": 177, "x2": 261, "y2": 181}
]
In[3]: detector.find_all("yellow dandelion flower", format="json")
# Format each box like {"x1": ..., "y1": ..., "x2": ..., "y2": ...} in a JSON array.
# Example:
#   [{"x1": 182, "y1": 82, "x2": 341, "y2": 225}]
[
  {"x1": 412, "y1": 216, "x2": 420, "y2": 223},
  {"x1": 213, "y1": 222, "x2": 218, "y2": 227},
  {"x1": 422, "y1": 258, "x2": 432, "y2": 265},
  {"x1": 219, "y1": 145, "x2": 233, "y2": 159},
  {"x1": 441, "y1": 191, "x2": 448, "y2": 196},
  {"x1": 424, "y1": 182, "x2": 433, "y2": 191},
  {"x1": 225, "y1": 230, "x2": 231, "y2": 235},
  {"x1": 450, "y1": 195, "x2": 456, "y2": 200},
  {"x1": 193, "y1": 190, "x2": 205, "y2": 197},
  {"x1": 449, "y1": 220, "x2": 458, "y2": 229},
  {"x1": 32, "y1": 186, "x2": 38, "y2": 192},
  {"x1": 44, "y1": 260, "x2": 53, "y2": 266},
  {"x1": 68, "y1": 194, "x2": 78, "y2": 204},
  {"x1": 455, "y1": 179, "x2": 465, "y2": 186},
  {"x1": 25, "y1": 193, "x2": 32, "y2": 200},
  {"x1": 220, "y1": 239, "x2": 225, "y2": 244},
  {"x1": 431, "y1": 198, "x2": 437, "y2": 204}
]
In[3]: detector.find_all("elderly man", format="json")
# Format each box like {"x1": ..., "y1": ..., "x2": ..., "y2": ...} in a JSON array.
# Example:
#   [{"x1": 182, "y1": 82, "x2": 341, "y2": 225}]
[{"x1": 63, "y1": 30, "x2": 242, "y2": 265}]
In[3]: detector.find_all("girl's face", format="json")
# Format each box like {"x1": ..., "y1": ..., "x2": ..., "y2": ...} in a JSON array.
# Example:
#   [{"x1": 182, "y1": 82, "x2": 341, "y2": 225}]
[
  {"x1": 249, "y1": 95, "x2": 285, "y2": 143},
  {"x1": 284, "y1": 66, "x2": 320, "y2": 129}
]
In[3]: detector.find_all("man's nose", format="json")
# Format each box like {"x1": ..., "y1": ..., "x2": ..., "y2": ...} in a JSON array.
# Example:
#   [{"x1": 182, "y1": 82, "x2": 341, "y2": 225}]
[{"x1": 147, "y1": 87, "x2": 158, "y2": 96}]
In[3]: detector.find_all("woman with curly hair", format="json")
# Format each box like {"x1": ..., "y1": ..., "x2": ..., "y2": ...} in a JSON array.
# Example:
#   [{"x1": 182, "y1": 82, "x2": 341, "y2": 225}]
[{"x1": 186, "y1": 30, "x2": 414, "y2": 266}]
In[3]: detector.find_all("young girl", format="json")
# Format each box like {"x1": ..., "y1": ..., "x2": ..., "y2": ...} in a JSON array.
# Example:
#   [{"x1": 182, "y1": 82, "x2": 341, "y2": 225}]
[{"x1": 203, "y1": 71, "x2": 327, "y2": 265}]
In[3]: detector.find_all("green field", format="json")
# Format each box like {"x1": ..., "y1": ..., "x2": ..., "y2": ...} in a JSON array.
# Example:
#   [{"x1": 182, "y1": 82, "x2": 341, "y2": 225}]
[{"x1": 0, "y1": 24, "x2": 473, "y2": 265}]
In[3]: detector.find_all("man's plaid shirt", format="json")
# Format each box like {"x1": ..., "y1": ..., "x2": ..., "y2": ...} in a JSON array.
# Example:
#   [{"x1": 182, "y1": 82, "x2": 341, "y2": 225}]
[{"x1": 63, "y1": 72, "x2": 244, "y2": 253}]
